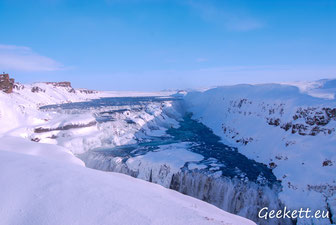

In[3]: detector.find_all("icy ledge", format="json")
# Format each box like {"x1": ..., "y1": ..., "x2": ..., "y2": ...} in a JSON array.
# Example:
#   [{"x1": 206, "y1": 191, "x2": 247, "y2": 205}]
[{"x1": 0, "y1": 146, "x2": 255, "y2": 225}]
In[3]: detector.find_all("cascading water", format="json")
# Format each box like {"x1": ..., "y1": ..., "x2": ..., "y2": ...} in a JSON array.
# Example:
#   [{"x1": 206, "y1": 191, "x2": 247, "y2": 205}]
[
  {"x1": 170, "y1": 171, "x2": 293, "y2": 225},
  {"x1": 39, "y1": 96, "x2": 295, "y2": 225},
  {"x1": 79, "y1": 143, "x2": 293, "y2": 225}
]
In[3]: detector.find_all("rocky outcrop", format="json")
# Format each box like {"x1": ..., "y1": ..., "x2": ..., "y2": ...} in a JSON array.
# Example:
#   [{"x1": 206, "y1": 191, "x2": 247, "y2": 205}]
[
  {"x1": 1, "y1": 77, "x2": 97, "y2": 95},
  {"x1": 0, "y1": 73, "x2": 15, "y2": 93},
  {"x1": 77, "y1": 89, "x2": 98, "y2": 94},
  {"x1": 13, "y1": 83, "x2": 24, "y2": 91},
  {"x1": 44, "y1": 82, "x2": 97, "y2": 94},
  {"x1": 294, "y1": 107, "x2": 336, "y2": 126},
  {"x1": 45, "y1": 81, "x2": 75, "y2": 93},
  {"x1": 45, "y1": 81, "x2": 72, "y2": 88},
  {"x1": 34, "y1": 121, "x2": 97, "y2": 133},
  {"x1": 267, "y1": 107, "x2": 336, "y2": 136},
  {"x1": 223, "y1": 98, "x2": 336, "y2": 141},
  {"x1": 31, "y1": 86, "x2": 45, "y2": 93}
]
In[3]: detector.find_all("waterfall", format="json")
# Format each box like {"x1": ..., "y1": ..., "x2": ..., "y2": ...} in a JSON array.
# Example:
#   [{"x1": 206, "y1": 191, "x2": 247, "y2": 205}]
[
  {"x1": 170, "y1": 171, "x2": 294, "y2": 225},
  {"x1": 79, "y1": 151, "x2": 294, "y2": 225},
  {"x1": 79, "y1": 152, "x2": 139, "y2": 178}
]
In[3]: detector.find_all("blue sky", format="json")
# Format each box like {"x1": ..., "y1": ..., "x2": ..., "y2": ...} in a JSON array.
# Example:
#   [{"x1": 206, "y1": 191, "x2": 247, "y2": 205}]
[{"x1": 0, "y1": 0, "x2": 335, "y2": 91}]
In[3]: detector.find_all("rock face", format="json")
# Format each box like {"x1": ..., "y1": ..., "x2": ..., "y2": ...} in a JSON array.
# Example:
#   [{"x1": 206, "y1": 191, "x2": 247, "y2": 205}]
[
  {"x1": 45, "y1": 81, "x2": 72, "y2": 88},
  {"x1": 31, "y1": 86, "x2": 45, "y2": 93},
  {"x1": 217, "y1": 98, "x2": 336, "y2": 143},
  {"x1": 78, "y1": 89, "x2": 98, "y2": 94},
  {"x1": 0, "y1": 73, "x2": 15, "y2": 93},
  {"x1": 1, "y1": 77, "x2": 98, "y2": 95},
  {"x1": 45, "y1": 81, "x2": 75, "y2": 93},
  {"x1": 34, "y1": 121, "x2": 97, "y2": 133},
  {"x1": 266, "y1": 106, "x2": 336, "y2": 136}
]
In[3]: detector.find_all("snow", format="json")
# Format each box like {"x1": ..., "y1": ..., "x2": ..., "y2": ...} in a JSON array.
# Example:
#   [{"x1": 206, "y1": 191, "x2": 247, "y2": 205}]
[
  {"x1": 127, "y1": 143, "x2": 203, "y2": 173},
  {"x1": 283, "y1": 79, "x2": 336, "y2": 100},
  {"x1": 0, "y1": 82, "x2": 179, "y2": 154},
  {"x1": 3, "y1": 78, "x2": 336, "y2": 224},
  {"x1": 35, "y1": 113, "x2": 96, "y2": 130},
  {"x1": 0, "y1": 136, "x2": 84, "y2": 166},
  {"x1": 0, "y1": 150, "x2": 255, "y2": 225},
  {"x1": 0, "y1": 82, "x2": 174, "y2": 134},
  {"x1": 33, "y1": 100, "x2": 182, "y2": 155},
  {"x1": 0, "y1": 82, "x2": 256, "y2": 225},
  {"x1": 184, "y1": 82, "x2": 336, "y2": 224},
  {"x1": 126, "y1": 143, "x2": 204, "y2": 187},
  {"x1": 188, "y1": 163, "x2": 208, "y2": 170}
]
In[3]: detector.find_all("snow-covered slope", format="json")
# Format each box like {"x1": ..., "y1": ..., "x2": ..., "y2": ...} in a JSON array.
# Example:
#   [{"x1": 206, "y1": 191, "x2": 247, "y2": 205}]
[
  {"x1": 0, "y1": 136, "x2": 84, "y2": 166},
  {"x1": 0, "y1": 149, "x2": 255, "y2": 225},
  {"x1": 184, "y1": 83, "x2": 336, "y2": 224}
]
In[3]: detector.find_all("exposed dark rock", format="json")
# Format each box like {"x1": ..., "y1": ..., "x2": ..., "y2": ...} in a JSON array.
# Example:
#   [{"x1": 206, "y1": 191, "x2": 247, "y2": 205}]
[
  {"x1": 292, "y1": 115, "x2": 299, "y2": 120},
  {"x1": 269, "y1": 162, "x2": 277, "y2": 169},
  {"x1": 236, "y1": 137, "x2": 253, "y2": 145},
  {"x1": 262, "y1": 106, "x2": 336, "y2": 136},
  {"x1": 77, "y1": 89, "x2": 98, "y2": 94},
  {"x1": 237, "y1": 99, "x2": 247, "y2": 108},
  {"x1": 267, "y1": 118, "x2": 280, "y2": 126},
  {"x1": 322, "y1": 160, "x2": 333, "y2": 167},
  {"x1": 307, "y1": 184, "x2": 336, "y2": 196},
  {"x1": 294, "y1": 107, "x2": 336, "y2": 126},
  {"x1": 0, "y1": 73, "x2": 15, "y2": 93},
  {"x1": 287, "y1": 182, "x2": 297, "y2": 190},
  {"x1": 281, "y1": 122, "x2": 292, "y2": 131},
  {"x1": 13, "y1": 83, "x2": 24, "y2": 90},
  {"x1": 34, "y1": 121, "x2": 97, "y2": 133},
  {"x1": 45, "y1": 81, "x2": 72, "y2": 88},
  {"x1": 324, "y1": 107, "x2": 336, "y2": 120},
  {"x1": 285, "y1": 140, "x2": 295, "y2": 147},
  {"x1": 45, "y1": 81, "x2": 75, "y2": 93},
  {"x1": 30, "y1": 137, "x2": 41, "y2": 142},
  {"x1": 31, "y1": 86, "x2": 45, "y2": 93},
  {"x1": 291, "y1": 124, "x2": 308, "y2": 135}
]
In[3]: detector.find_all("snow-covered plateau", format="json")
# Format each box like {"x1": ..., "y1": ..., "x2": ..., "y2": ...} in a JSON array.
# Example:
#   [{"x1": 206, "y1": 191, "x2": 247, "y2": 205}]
[{"x1": 1, "y1": 79, "x2": 336, "y2": 225}]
